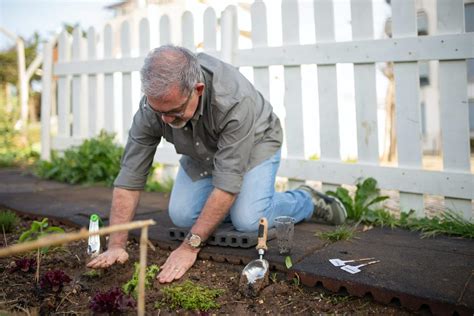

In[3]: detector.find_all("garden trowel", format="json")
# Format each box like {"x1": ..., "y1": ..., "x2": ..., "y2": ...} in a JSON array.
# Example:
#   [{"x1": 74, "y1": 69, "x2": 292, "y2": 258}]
[{"x1": 239, "y1": 217, "x2": 269, "y2": 296}]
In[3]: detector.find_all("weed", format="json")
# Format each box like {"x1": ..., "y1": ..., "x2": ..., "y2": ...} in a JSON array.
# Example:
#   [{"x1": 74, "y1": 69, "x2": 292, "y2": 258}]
[
  {"x1": 157, "y1": 280, "x2": 224, "y2": 312},
  {"x1": 0, "y1": 210, "x2": 19, "y2": 233},
  {"x1": 316, "y1": 292, "x2": 352, "y2": 305},
  {"x1": 400, "y1": 209, "x2": 474, "y2": 238},
  {"x1": 326, "y1": 177, "x2": 388, "y2": 221},
  {"x1": 123, "y1": 263, "x2": 160, "y2": 299},
  {"x1": 361, "y1": 209, "x2": 399, "y2": 228},
  {"x1": 316, "y1": 225, "x2": 355, "y2": 242}
]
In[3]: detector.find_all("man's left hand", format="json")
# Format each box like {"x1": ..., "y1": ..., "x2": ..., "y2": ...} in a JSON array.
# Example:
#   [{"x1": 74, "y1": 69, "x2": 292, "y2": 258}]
[{"x1": 157, "y1": 243, "x2": 199, "y2": 283}]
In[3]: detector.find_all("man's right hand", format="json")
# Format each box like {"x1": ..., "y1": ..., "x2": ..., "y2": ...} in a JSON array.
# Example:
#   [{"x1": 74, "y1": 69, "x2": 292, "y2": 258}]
[{"x1": 86, "y1": 247, "x2": 129, "y2": 269}]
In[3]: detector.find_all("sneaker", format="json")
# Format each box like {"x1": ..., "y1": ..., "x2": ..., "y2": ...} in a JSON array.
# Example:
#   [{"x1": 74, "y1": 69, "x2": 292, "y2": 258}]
[{"x1": 298, "y1": 185, "x2": 347, "y2": 225}]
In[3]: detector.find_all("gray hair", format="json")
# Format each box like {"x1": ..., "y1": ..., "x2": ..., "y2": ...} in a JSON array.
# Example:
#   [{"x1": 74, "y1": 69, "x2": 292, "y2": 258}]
[{"x1": 140, "y1": 45, "x2": 202, "y2": 100}]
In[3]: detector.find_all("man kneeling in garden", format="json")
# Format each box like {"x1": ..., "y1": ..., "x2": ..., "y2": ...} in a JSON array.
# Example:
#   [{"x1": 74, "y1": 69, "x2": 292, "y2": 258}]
[{"x1": 87, "y1": 45, "x2": 347, "y2": 283}]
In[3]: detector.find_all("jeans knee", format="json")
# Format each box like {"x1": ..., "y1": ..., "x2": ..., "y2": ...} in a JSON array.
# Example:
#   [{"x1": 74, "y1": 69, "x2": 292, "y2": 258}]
[{"x1": 168, "y1": 203, "x2": 195, "y2": 228}]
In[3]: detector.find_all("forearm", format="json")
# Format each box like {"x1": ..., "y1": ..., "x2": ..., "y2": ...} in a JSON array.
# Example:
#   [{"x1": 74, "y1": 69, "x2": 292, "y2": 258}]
[
  {"x1": 190, "y1": 188, "x2": 236, "y2": 241},
  {"x1": 107, "y1": 187, "x2": 141, "y2": 249}
]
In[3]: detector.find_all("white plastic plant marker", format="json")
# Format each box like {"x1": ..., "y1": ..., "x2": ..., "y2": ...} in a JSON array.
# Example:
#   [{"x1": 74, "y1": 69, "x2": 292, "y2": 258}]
[
  {"x1": 329, "y1": 257, "x2": 375, "y2": 267},
  {"x1": 87, "y1": 214, "x2": 101, "y2": 257},
  {"x1": 341, "y1": 260, "x2": 380, "y2": 274}
]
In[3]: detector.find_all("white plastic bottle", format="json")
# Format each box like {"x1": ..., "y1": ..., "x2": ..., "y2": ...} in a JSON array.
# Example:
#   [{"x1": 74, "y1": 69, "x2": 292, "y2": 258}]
[{"x1": 87, "y1": 214, "x2": 102, "y2": 257}]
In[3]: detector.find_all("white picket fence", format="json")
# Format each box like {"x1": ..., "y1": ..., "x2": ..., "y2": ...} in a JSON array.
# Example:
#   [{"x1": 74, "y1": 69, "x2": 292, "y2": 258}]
[{"x1": 40, "y1": 0, "x2": 474, "y2": 220}]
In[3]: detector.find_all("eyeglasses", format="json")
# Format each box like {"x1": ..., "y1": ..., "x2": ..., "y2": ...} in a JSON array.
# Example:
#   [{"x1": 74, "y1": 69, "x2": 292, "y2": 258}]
[{"x1": 146, "y1": 88, "x2": 194, "y2": 118}]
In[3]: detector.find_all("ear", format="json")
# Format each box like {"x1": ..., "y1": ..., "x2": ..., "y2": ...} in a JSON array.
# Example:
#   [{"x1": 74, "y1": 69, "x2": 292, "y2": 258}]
[{"x1": 195, "y1": 82, "x2": 205, "y2": 96}]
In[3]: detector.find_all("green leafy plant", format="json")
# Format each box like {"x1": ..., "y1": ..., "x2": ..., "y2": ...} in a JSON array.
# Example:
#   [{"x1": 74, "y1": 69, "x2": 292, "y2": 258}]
[
  {"x1": 18, "y1": 218, "x2": 65, "y2": 283},
  {"x1": 361, "y1": 209, "x2": 399, "y2": 228},
  {"x1": 270, "y1": 272, "x2": 278, "y2": 283},
  {"x1": 399, "y1": 210, "x2": 474, "y2": 238},
  {"x1": 326, "y1": 177, "x2": 389, "y2": 221},
  {"x1": 123, "y1": 263, "x2": 160, "y2": 299},
  {"x1": 19, "y1": 218, "x2": 65, "y2": 254},
  {"x1": 35, "y1": 131, "x2": 124, "y2": 186},
  {"x1": 0, "y1": 210, "x2": 19, "y2": 233},
  {"x1": 285, "y1": 256, "x2": 293, "y2": 269},
  {"x1": 157, "y1": 280, "x2": 224, "y2": 312},
  {"x1": 316, "y1": 225, "x2": 355, "y2": 242}
]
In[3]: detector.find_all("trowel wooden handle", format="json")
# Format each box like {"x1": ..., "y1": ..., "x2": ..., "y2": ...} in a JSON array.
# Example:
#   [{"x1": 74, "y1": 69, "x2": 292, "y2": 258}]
[{"x1": 256, "y1": 218, "x2": 268, "y2": 251}]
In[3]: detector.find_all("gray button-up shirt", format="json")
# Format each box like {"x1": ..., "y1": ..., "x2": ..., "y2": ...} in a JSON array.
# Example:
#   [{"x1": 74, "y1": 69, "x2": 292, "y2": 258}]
[{"x1": 114, "y1": 53, "x2": 283, "y2": 194}]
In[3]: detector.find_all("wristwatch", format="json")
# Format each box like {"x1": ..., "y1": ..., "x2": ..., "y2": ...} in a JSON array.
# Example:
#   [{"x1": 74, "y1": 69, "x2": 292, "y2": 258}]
[{"x1": 185, "y1": 232, "x2": 204, "y2": 249}]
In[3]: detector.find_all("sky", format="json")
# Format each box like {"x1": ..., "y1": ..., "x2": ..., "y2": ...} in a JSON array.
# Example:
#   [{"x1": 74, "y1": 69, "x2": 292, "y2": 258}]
[{"x1": 0, "y1": 0, "x2": 121, "y2": 50}]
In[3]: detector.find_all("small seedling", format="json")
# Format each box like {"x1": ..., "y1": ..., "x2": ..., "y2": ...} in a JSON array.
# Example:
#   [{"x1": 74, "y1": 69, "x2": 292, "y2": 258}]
[
  {"x1": 39, "y1": 270, "x2": 72, "y2": 292},
  {"x1": 89, "y1": 287, "x2": 136, "y2": 314},
  {"x1": 285, "y1": 256, "x2": 293, "y2": 269},
  {"x1": 292, "y1": 273, "x2": 300, "y2": 286},
  {"x1": 82, "y1": 269, "x2": 102, "y2": 278},
  {"x1": 270, "y1": 272, "x2": 278, "y2": 283},
  {"x1": 123, "y1": 263, "x2": 159, "y2": 299},
  {"x1": 157, "y1": 280, "x2": 224, "y2": 312},
  {"x1": 0, "y1": 210, "x2": 19, "y2": 233},
  {"x1": 19, "y1": 218, "x2": 65, "y2": 253},
  {"x1": 19, "y1": 218, "x2": 65, "y2": 283}
]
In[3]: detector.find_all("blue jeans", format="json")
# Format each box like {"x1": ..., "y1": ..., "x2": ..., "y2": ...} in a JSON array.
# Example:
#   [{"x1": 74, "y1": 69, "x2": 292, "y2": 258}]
[{"x1": 168, "y1": 150, "x2": 313, "y2": 232}]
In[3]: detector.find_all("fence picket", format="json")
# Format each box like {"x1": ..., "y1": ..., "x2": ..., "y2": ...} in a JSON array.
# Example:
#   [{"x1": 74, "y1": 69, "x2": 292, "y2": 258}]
[
  {"x1": 160, "y1": 15, "x2": 171, "y2": 45},
  {"x1": 103, "y1": 24, "x2": 115, "y2": 133},
  {"x1": 351, "y1": 0, "x2": 379, "y2": 164},
  {"x1": 251, "y1": 0, "x2": 270, "y2": 100},
  {"x1": 182, "y1": 11, "x2": 194, "y2": 51},
  {"x1": 392, "y1": 0, "x2": 424, "y2": 216},
  {"x1": 437, "y1": 0, "x2": 472, "y2": 219},
  {"x1": 40, "y1": 42, "x2": 53, "y2": 161},
  {"x1": 221, "y1": 5, "x2": 238, "y2": 64},
  {"x1": 57, "y1": 31, "x2": 71, "y2": 138},
  {"x1": 72, "y1": 27, "x2": 88, "y2": 139},
  {"x1": 314, "y1": 0, "x2": 340, "y2": 192},
  {"x1": 121, "y1": 21, "x2": 133, "y2": 144},
  {"x1": 139, "y1": 18, "x2": 150, "y2": 56},
  {"x1": 203, "y1": 7, "x2": 217, "y2": 51},
  {"x1": 87, "y1": 27, "x2": 98, "y2": 138},
  {"x1": 282, "y1": 0, "x2": 305, "y2": 189}
]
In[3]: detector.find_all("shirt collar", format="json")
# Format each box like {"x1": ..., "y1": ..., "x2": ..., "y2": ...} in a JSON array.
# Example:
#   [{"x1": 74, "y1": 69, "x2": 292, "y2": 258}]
[{"x1": 191, "y1": 69, "x2": 207, "y2": 122}]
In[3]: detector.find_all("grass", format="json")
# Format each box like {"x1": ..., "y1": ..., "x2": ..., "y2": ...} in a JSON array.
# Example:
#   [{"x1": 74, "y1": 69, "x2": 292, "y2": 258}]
[
  {"x1": 157, "y1": 280, "x2": 224, "y2": 312},
  {"x1": 0, "y1": 210, "x2": 19, "y2": 233},
  {"x1": 316, "y1": 225, "x2": 356, "y2": 242}
]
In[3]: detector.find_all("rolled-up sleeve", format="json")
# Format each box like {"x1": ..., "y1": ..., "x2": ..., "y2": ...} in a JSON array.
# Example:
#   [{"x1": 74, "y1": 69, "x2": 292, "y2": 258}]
[
  {"x1": 212, "y1": 97, "x2": 256, "y2": 194},
  {"x1": 114, "y1": 105, "x2": 161, "y2": 190}
]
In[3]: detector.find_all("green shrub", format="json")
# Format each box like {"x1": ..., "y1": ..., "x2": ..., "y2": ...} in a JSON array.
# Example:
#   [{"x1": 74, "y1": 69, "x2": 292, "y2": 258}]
[
  {"x1": 123, "y1": 263, "x2": 160, "y2": 299},
  {"x1": 157, "y1": 280, "x2": 224, "y2": 312},
  {"x1": 326, "y1": 177, "x2": 388, "y2": 221},
  {"x1": 35, "y1": 131, "x2": 124, "y2": 186},
  {"x1": 0, "y1": 210, "x2": 19, "y2": 233},
  {"x1": 145, "y1": 177, "x2": 174, "y2": 193},
  {"x1": 0, "y1": 108, "x2": 39, "y2": 167}
]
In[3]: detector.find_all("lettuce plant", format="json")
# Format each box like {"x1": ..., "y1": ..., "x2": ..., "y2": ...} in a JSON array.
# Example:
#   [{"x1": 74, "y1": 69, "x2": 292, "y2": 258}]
[
  {"x1": 89, "y1": 287, "x2": 136, "y2": 313},
  {"x1": 40, "y1": 270, "x2": 72, "y2": 292},
  {"x1": 10, "y1": 258, "x2": 36, "y2": 273}
]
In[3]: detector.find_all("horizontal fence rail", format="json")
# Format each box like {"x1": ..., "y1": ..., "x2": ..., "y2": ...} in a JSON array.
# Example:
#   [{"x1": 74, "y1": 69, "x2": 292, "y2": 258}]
[{"x1": 41, "y1": 0, "x2": 474, "y2": 220}]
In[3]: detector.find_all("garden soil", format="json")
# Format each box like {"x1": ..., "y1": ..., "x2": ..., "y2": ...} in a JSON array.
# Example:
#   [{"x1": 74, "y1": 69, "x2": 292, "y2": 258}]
[{"x1": 0, "y1": 213, "x2": 414, "y2": 315}]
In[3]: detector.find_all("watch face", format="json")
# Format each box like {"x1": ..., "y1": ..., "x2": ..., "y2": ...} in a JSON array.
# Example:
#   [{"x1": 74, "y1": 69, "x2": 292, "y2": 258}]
[{"x1": 189, "y1": 234, "x2": 201, "y2": 248}]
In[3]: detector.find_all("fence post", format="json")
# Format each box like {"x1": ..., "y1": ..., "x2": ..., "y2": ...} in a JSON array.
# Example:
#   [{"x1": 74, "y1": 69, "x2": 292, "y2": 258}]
[
  {"x1": 40, "y1": 42, "x2": 53, "y2": 161},
  {"x1": 203, "y1": 7, "x2": 217, "y2": 52},
  {"x1": 57, "y1": 31, "x2": 71, "y2": 139},
  {"x1": 104, "y1": 24, "x2": 115, "y2": 134},
  {"x1": 251, "y1": 0, "x2": 270, "y2": 101},
  {"x1": 221, "y1": 5, "x2": 238, "y2": 64},
  {"x1": 87, "y1": 27, "x2": 98, "y2": 138},
  {"x1": 121, "y1": 20, "x2": 133, "y2": 145},
  {"x1": 437, "y1": 0, "x2": 472, "y2": 220}
]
